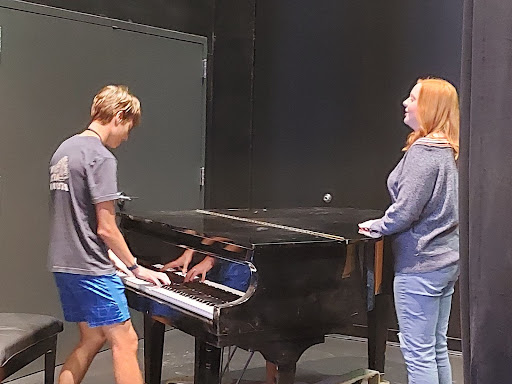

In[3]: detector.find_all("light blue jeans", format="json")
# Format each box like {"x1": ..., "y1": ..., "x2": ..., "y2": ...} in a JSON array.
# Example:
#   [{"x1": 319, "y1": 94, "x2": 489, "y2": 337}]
[{"x1": 394, "y1": 263, "x2": 459, "y2": 384}]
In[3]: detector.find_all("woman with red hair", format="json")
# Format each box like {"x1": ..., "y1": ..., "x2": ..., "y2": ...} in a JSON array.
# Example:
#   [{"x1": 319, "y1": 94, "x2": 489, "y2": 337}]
[{"x1": 359, "y1": 78, "x2": 460, "y2": 384}]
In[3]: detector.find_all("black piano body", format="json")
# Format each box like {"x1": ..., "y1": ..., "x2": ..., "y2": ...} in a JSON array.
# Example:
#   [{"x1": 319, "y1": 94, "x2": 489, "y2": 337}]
[{"x1": 119, "y1": 207, "x2": 391, "y2": 384}]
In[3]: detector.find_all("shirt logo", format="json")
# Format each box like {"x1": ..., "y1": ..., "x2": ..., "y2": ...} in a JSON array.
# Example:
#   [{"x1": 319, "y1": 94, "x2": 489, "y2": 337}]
[{"x1": 50, "y1": 156, "x2": 70, "y2": 192}]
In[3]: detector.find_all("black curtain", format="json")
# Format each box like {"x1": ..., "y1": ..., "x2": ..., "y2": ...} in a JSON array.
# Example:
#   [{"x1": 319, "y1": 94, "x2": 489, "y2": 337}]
[{"x1": 460, "y1": 0, "x2": 512, "y2": 382}]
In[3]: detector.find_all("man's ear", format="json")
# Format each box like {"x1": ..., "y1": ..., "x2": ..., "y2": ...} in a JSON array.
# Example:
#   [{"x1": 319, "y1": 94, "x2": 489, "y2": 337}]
[{"x1": 115, "y1": 111, "x2": 125, "y2": 125}]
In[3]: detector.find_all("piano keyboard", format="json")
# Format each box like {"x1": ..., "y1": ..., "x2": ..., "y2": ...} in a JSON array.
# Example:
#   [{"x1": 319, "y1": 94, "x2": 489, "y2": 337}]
[{"x1": 118, "y1": 265, "x2": 245, "y2": 320}]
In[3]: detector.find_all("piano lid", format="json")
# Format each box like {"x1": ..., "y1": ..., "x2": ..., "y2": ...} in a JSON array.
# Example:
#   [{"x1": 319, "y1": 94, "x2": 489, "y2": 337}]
[{"x1": 120, "y1": 207, "x2": 382, "y2": 249}]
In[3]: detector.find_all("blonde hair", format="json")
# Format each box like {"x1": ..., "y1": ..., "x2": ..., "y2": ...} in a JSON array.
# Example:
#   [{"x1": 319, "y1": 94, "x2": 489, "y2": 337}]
[
  {"x1": 90, "y1": 85, "x2": 141, "y2": 126},
  {"x1": 403, "y1": 78, "x2": 459, "y2": 159}
]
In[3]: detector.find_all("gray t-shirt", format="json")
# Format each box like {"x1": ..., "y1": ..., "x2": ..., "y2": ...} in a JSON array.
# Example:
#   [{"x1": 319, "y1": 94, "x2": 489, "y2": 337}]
[{"x1": 48, "y1": 135, "x2": 118, "y2": 275}]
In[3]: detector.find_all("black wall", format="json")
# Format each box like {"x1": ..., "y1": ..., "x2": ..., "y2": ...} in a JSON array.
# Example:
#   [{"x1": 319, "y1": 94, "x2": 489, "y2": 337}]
[
  {"x1": 252, "y1": 0, "x2": 463, "y2": 210},
  {"x1": 208, "y1": 1, "x2": 256, "y2": 208}
]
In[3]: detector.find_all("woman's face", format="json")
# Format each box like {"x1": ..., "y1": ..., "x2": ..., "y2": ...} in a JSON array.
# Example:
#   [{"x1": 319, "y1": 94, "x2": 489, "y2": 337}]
[{"x1": 403, "y1": 83, "x2": 422, "y2": 131}]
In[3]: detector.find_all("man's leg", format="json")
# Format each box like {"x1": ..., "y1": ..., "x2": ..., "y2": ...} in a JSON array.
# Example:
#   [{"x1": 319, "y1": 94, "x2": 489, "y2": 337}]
[
  {"x1": 59, "y1": 322, "x2": 107, "y2": 384},
  {"x1": 103, "y1": 319, "x2": 143, "y2": 384}
]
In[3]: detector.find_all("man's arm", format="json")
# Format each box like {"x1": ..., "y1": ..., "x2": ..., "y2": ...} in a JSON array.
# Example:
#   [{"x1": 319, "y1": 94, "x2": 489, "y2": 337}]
[
  {"x1": 95, "y1": 200, "x2": 170, "y2": 286},
  {"x1": 96, "y1": 200, "x2": 135, "y2": 266}
]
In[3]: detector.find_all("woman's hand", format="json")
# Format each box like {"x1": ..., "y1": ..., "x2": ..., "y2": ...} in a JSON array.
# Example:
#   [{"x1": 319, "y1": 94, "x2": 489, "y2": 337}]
[{"x1": 358, "y1": 219, "x2": 383, "y2": 238}]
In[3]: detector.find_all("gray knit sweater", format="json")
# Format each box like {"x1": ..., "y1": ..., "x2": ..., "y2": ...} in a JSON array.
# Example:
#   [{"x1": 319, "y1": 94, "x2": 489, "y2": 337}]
[{"x1": 370, "y1": 137, "x2": 459, "y2": 273}]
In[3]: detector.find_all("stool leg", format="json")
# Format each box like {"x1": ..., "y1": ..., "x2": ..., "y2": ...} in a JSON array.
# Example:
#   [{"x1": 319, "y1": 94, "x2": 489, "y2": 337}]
[{"x1": 44, "y1": 335, "x2": 58, "y2": 384}]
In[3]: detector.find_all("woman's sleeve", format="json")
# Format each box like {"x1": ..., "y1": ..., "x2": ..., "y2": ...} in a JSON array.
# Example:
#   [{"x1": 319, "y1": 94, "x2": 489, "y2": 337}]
[{"x1": 370, "y1": 146, "x2": 438, "y2": 236}]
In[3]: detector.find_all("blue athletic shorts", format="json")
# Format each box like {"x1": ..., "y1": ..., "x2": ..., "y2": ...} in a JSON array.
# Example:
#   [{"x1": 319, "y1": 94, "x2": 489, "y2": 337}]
[{"x1": 53, "y1": 272, "x2": 130, "y2": 327}]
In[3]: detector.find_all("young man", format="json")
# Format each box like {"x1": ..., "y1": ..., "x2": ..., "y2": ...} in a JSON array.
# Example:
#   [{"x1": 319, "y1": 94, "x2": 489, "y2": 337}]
[{"x1": 48, "y1": 85, "x2": 170, "y2": 384}]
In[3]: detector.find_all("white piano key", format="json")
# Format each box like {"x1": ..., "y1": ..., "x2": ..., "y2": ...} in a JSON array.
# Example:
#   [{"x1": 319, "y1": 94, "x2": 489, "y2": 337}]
[
  {"x1": 146, "y1": 285, "x2": 214, "y2": 319},
  {"x1": 117, "y1": 271, "x2": 214, "y2": 319}
]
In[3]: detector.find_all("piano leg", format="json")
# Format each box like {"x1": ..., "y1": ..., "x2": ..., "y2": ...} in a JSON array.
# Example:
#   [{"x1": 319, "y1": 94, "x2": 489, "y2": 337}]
[
  {"x1": 367, "y1": 293, "x2": 392, "y2": 373},
  {"x1": 274, "y1": 363, "x2": 296, "y2": 384},
  {"x1": 265, "y1": 362, "x2": 297, "y2": 384},
  {"x1": 260, "y1": 337, "x2": 323, "y2": 384},
  {"x1": 143, "y1": 314, "x2": 165, "y2": 384},
  {"x1": 194, "y1": 340, "x2": 222, "y2": 384}
]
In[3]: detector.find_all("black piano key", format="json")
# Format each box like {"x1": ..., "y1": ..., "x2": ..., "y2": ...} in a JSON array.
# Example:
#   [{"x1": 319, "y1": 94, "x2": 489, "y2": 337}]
[
  {"x1": 162, "y1": 285, "x2": 225, "y2": 306},
  {"x1": 143, "y1": 264, "x2": 243, "y2": 304}
]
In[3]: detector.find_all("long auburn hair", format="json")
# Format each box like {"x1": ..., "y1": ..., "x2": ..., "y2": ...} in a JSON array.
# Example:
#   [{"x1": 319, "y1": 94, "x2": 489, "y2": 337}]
[{"x1": 403, "y1": 78, "x2": 459, "y2": 159}]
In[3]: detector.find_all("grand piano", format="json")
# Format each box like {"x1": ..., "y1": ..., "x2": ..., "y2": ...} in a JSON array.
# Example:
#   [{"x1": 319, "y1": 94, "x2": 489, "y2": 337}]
[{"x1": 119, "y1": 207, "x2": 391, "y2": 384}]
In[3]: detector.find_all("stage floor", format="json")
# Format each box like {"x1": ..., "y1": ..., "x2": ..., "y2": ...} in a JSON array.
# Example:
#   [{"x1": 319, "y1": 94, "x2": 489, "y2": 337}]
[{"x1": 7, "y1": 329, "x2": 463, "y2": 384}]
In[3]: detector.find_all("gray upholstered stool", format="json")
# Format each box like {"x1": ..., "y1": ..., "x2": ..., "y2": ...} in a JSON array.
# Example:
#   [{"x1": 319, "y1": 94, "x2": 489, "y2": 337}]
[{"x1": 0, "y1": 313, "x2": 63, "y2": 383}]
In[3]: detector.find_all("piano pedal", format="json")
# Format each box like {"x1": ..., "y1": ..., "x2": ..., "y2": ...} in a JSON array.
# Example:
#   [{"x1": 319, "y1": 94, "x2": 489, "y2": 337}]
[{"x1": 221, "y1": 347, "x2": 255, "y2": 384}]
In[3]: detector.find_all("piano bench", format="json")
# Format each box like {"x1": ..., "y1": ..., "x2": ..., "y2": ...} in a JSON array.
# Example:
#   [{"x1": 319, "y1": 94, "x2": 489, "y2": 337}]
[{"x1": 0, "y1": 313, "x2": 63, "y2": 383}]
